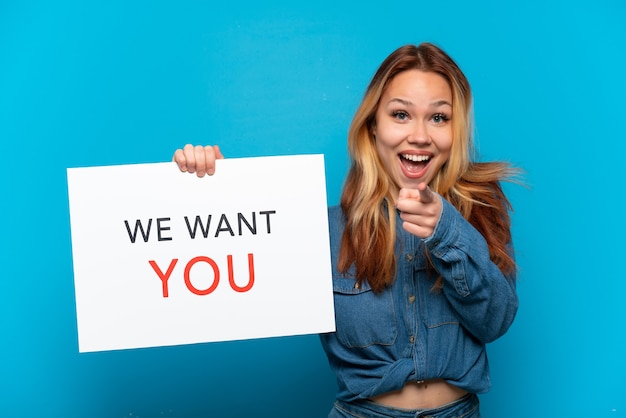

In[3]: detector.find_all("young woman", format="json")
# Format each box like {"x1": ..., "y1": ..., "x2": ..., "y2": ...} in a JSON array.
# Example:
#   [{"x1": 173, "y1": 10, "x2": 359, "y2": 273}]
[{"x1": 173, "y1": 43, "x2": 519, "y2": 418}]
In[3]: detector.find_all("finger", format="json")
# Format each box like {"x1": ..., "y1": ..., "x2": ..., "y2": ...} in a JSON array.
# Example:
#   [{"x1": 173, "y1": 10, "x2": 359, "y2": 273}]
[
  {"x1": 181, "y1": 144, "x2": 197, "y2": 173},
  {"x1": 172, "y1": 148, "x2": 187, "y2": 171},
  {"x1": 193, "y1": 145, "x2": 208, "y2": 177},
  {"x1": 417, "y1": 183, "x2": 435, "y2": 204},
  {"x1": 401, "y1": 219, "x2": 435, "y2": 239},
  {"x1": 397, "y1": 187, "x2": 420, "y2": 201},
  {"x1": 203, "y1": 145, "x2": 217, "y2": 176},
  {"x1": 396, "y1": 188, "x2": 419, "y2": 214},
  {"x1": 214, "y1": 145, "x2": 224, "y2": 160}
]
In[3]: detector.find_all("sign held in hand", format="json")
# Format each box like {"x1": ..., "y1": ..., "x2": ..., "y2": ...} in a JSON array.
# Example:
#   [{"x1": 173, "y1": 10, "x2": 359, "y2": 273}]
[{"x1": 67, "y1": 155, "x2": 335, "y2": 353}]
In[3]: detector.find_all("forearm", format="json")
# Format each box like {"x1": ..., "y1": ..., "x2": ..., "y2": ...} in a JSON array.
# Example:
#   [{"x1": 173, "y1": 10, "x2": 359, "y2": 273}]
[{"x1": 423, "y1": 198, "x2": 518, "y2": 343}]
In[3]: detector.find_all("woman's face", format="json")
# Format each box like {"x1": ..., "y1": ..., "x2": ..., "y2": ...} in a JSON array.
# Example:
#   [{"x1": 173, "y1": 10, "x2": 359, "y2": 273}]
[{"x1": 373, "y1": 69, "x2": 453, "y2": 197}]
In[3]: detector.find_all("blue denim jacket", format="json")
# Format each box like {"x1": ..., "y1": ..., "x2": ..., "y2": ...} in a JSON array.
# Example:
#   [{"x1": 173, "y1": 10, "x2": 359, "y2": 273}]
[{"x1": 319, "y1": 197, "x2": 518, "y2": 402}]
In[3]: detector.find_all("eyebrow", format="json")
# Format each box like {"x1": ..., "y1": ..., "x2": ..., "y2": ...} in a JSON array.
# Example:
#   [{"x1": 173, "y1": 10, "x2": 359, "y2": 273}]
[{"x1": 387, "y1": 98, "x2": 452, "y2": 107}]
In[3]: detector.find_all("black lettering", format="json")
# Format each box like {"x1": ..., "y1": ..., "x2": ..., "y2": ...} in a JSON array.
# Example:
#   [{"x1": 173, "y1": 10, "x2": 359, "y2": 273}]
[
  {"x1": 184, "y1": 215, "x2": 212, "y2": 238},
  {"x1": 215, "y1": 214, "x2": 235, "y2": 237},
  {"x1": 156, "y1": 217, "x2": 172, "y2": 241},
  {"x1": 237, "y1": 212, "x2": 257, "y2": 235},
  {"x1": 259, "y1": 210, "x2": 276, "y2": 233},
  {"x1": 124, "y1": 219, "x2": 152, "y2": 243}
]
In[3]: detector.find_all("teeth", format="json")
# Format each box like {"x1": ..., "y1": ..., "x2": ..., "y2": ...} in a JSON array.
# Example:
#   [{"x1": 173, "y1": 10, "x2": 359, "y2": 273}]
[{"x1": 402, "y1": 154, "x2": 430, "y2": 162}]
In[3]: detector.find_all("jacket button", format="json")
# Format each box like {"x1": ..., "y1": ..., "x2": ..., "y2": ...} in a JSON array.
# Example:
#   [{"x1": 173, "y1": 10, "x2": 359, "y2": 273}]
[
  {"x1": 409, "y1": 295, "x2": 416, "y2": 303},
  {"x1": 409, "y1": 335, "x2": 415, "y2": 343},
  {"x1": 406, "y1": 253, "x2": 413, "y2": 261}
]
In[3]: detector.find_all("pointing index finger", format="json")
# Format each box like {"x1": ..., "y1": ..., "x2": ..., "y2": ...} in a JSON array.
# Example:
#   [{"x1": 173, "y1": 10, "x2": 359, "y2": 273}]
[{"x1": 417, "y1": 183, "x2": 435, "y2": 203}]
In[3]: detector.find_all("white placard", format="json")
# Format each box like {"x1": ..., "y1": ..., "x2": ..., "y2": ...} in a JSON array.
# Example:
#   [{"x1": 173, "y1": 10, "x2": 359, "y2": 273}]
[{"x1": 67, "y1": 155, "x2": 335, "y2": 353}]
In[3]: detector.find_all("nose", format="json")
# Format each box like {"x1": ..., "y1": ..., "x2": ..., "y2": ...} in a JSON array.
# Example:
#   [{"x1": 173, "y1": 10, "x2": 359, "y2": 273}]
[{"x1": 408, "y1": 121, "x2": 431, "y2": 145}]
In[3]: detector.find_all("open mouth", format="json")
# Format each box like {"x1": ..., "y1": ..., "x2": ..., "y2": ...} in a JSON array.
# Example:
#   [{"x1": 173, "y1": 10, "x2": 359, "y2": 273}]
[{"x1": 399, "y1": 153, "x2": 431, "y2": 175}]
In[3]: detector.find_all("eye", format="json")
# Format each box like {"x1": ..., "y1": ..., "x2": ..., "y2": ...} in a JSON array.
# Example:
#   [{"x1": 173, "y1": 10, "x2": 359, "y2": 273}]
[
  {"x1": 392, "y1": 110, "x2": 410, "y2": 121},
  {"x1": 431, "y1": 113, "x2": 450, "y2": 124}
]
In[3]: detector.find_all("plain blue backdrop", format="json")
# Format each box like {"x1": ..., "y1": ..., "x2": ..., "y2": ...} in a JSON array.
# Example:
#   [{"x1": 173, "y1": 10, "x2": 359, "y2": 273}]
[{"x1": 1, "y1": 1, "x2": 625, "y2": 417}]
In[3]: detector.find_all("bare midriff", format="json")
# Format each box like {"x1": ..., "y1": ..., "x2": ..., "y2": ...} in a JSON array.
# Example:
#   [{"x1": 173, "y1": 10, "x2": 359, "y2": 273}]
[{"x1": 370, "y1": 379, "x2": 468, "y2": 409}]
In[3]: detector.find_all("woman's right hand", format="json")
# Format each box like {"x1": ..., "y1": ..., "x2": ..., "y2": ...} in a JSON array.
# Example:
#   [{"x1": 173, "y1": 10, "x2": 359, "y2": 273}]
[{"x1": 172, "y1": 144, "x2": 224, "y2": 177}]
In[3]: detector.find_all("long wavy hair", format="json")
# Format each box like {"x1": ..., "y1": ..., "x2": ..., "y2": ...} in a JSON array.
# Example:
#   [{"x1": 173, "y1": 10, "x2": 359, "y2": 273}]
[{"x1": 339, "y1": 43, "x2": 518, "y2": 292}]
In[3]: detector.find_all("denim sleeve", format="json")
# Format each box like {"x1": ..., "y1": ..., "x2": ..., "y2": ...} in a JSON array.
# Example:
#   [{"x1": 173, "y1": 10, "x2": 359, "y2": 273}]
[{"x1": 422, "y1": 196, "x2": 518, "y2": 343}]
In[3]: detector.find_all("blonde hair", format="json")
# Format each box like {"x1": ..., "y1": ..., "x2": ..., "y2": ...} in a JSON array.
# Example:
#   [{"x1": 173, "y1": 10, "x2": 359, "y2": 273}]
[{"x1": 339, "y1": 43, "x2": 517, "y2": 292}]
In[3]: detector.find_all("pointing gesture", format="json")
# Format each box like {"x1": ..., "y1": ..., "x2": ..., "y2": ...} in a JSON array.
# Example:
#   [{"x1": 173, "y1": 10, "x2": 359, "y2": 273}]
[{"x1": 395, "y1": 183, "x2": 442, "y2": 239}]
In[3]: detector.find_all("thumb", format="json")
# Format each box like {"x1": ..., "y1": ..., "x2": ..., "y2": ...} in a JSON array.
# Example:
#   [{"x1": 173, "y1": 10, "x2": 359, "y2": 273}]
[{"x1": 214, "y1": 145, "x2": 225, "y2": 160}]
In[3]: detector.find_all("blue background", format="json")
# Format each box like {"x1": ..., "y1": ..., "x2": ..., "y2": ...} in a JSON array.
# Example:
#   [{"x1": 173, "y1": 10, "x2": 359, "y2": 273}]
[{"x1": 1, "y1": 1, "x2": 625, "y2": 417}]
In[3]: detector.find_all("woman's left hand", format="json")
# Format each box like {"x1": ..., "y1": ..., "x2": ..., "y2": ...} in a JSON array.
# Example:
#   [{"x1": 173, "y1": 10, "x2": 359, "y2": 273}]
[{"x1": 396, "y1": 183, "x2": 442, "y2": 239}]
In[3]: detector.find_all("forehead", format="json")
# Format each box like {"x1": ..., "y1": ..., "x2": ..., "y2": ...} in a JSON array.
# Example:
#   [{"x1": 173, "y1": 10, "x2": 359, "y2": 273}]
[{"x1": 383, "y1": 70, "x2": 452, "y2": 102}]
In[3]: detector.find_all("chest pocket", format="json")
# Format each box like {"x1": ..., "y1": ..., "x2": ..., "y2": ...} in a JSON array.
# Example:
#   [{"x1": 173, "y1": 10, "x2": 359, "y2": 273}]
[{"x1": 332, "y1": 276, "x2": 397, "y2": 348}]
